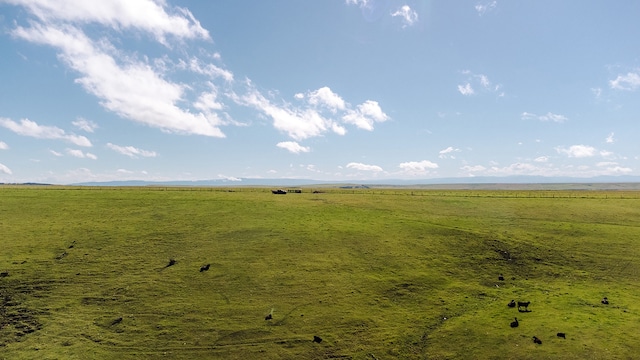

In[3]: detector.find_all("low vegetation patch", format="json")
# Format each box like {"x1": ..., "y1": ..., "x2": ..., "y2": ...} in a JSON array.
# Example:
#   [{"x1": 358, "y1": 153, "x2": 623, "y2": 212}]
[{"x1": 1, "y1": 186, "x2": 639, "y2": 359}]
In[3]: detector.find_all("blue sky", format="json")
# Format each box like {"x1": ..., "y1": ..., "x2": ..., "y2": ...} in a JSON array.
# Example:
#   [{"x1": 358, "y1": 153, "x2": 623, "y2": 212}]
[{"x1": 1, "y1": 0, "x2": 639, "y2": 184}]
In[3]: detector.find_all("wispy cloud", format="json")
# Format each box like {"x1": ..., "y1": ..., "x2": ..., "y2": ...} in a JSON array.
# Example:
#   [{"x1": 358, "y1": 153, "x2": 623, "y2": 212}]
[
  {"x1": 346, "y1": 162, "x2": 384, "y2": 172},
  {"x1": 107, "y1": 143, "x2": 157, "y2": 158},
  {"x1": 9, "y1": 1, "x2": 229, "y2": 138},
  {"x1": 4, "y1": 0, "x2": 210, "y2": 44},
  {"x1": 457, "y1": 83, "x2": 474, "y2": 96},
  {"x1": 458, "y1": 71, "x2": 503, "y2": 96},
  {"x1": 72, "y1": 117, "x2": 98, "y2": 132},
  {"x1": 609, "y1": 70, "x2": 640, "y2": 91},
  {"x1": 399, "y1": 160, "x2": 438, "y2": 174},
  {"x1": 521, "y1": 112, "x2": 568, "y2": 123},
  {"x1": 606, "y1": 132, "x2": 615, "y2": 143},
  {"x1": 391, "y1": 5, "x2": 418, "y2": 28},
  {"x1": 0, "y1": 163, "x2": 12, "y2": 175},
  {"x1": 556, "y1": 145, "x2": 597, "y2": 158},
  {"x1": 67, "y1": 148, "x2": 97, "y2": 159},
  {"x1": 475, "y1": 1, "x2": 497, "y2": 16},
  {"x1": 0, "y1": 117, "x2": 91, "y2": 146},
  {"x1": 342, "y1": 100, "x2": 389, "y2": 131},
  {"x1": 235, "y1": 82, "x2": 387, "y2": 140},
  {"x1": 0, "y1": 141, "x2": 8, "y2": 150},
  {"x1": 276, "y1": 141, "x2": 310, "y2": 154},
  {"x1": 439, "y1": 146, "x2": 461, "y2": 159}
]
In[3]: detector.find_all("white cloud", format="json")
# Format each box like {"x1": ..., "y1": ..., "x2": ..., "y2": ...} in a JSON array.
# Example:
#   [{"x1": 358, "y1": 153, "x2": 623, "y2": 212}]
[
  {"x1": 534, "y1": 156, "x2": 549, "y2": 162},
  {"x1": 11, "y1": 12, "x2": 226, "y2": 138},
  {"x1": 606, "y1": 132, "x2": 615, "y2": 143},
  {"x1": 346, "y1": 162, "x2": 383, "y2": 172},
  {"x1": 439, "y1": 146, "x2": 460, "y2": 159},
  {"x1": 457, "y1": 83, "x2": 474, "y2": 96},
  {"x1": 0, "y1": 163, "x2": 12, "y2": 175},
  {"x1": 391, "y1": 5, "x2": 418, "y2": 28},
  {"x1": 5, "y1": 0, "x2": 210, "y2": 44},
  {"x1": 0, "y1": 117, "x2": 92, "y2": 146},
  {"x1": 342, "y1": 100, "x2": 389, "y2": 131},
  {"x1": 72, "y1": 117, "x2": 97, "y2": 132},
  {"x1": 461, "y1": 165, "x2": 487, "y2": 172},
  {"x1": 609, "y1": 70, "x2": 640, "y2": 91},
  {"x1": 193, "y1": 84, "x2": 224, "y2": 112},
  {"x1": 185, "y1": 57, "x2": 233, "y2": 82},
  {"x1": 0, "y1": 141, "x2": 8, "y2": 150},
  {"x1": 556, "y1": 145, "x2": 597, "y2": 158},
  {"x1": 399, "y1": 160, "x2": 438, "y2": 174},
  {"x1": 107, "y1": 143, "x2": 157, "y2": 158},
  {"x1": 475, "y1": 1, "x2": 497, "y2": 16},
  {"x1": 276, "y1": 141, "x2": 310, "y2": 154},
  {"x1": 67, "y1": 148, "x2": 97, "y2": 159},
  {"x1": 49, "y1": 149, "x2": 63, "y2": 156},
  {"x1": 521, "y1": 112, "x2": 568, "y2": 123},
  {"x1": 307, "y1": 87, "x2": 346, "y2": 112}
]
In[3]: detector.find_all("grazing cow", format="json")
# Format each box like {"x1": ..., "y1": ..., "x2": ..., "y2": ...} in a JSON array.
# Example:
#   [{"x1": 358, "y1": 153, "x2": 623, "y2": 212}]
[
  {"x1": 166, "y1": 259, "x2": 177, "y2": 267},
  {"x1": 507, "y1": 300, "x2": 516, "y2": 308},
  {"x1": 518, "y1": 301, "x2": 531, "y2": 312},
  {"x1": 313, "y1": 336, "x2": 323, "y2": 343},
  {"x1": 510, "y1": 318, "x2": 519, "y2": 328},
  {"x1": 533, "y1": 336, "x2": 542, "y2": 344},
  {"x1": 601, "y1": 297, "x2": 609, "y2": 305},
  {"x1": 200, "y1": 264, "x2": 210, "y2": 272},
  {"x1": 557, "y1": 332, "x2": 566, "y2": 339},
  {"x1": 264, "y1": 314, "x2": 272, "y2": 320},
  {"x1": 498, "y1": 274, "x2": 504, "y2": 281},
  {"x1": 110, "y1": 317, "x2": 123, "y2": 326}
]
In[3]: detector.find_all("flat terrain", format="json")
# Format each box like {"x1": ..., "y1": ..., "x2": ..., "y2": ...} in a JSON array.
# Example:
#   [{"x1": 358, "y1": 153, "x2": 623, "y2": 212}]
[{"x1": 1, "y1": 187, "x2": 639, "y2": 359}]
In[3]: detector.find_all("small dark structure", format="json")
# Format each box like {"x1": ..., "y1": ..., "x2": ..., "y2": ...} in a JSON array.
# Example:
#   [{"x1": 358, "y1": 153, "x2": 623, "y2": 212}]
[
  {"x1": 533, "y1": 336, "x2": 542, "y2": 344},
  {"x1": 601, "y1": 297, "x2": 609, "y2": 305},
  {"x1": 510, "y1": 318, "x2": 519, "y2": 328},
  {"x1": 271, "y1": 189, "x2": 287, "y2": 194},
  {"x1": 313, "y1": 336, "x2": 323, "y2": 343},
  {"x1": 265, "y1": 314, "x2": 272, "y2": 320},
  {"x1": 200, "y1": 264, "x2": 210, "y2": 272},
  {"x1": 518, "y1": 301, "x2": 531, "y2": 312},
  {"x1": 498, "y1": 274, "x2": 504, "y2": 281},
  {"x1": 557, "y1": 332, "x2": 566, "y2": 339},
  {"x1": 110, "y1": 317, "x2": 123, "y2": 326},
  {"x1": 507, "y1": 300, "x2": 516, "y2": 308},
  {"x1": 288, "y1": 189, "x2": 302, "y2": 193}
]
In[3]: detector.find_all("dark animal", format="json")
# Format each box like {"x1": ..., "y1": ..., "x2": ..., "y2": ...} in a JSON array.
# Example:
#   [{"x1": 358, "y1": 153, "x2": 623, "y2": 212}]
[
  {"x1": 265, "y1": 314, "x2": 272, "y2": 320},
  {"x1": 601, "y1": 297, "x2": 609, "y2": 305},
  {"x1": 110, "y1": 317, "x2": 123, "y2": 326},
  {"x1": 533, "y1": 336, "x2": 542, "y2": 344},
  {"x1": 0, "y1": 271, "x2": 8, "y2": 278},
  {"x1": 510, "y1": 318, "x2": 519, "y2": 328},
  {"x1": 518, "y1": 301, "x2": 530, "y2": 312},
  {"x1": 498, "y1": 274, "x2": 504, "y2": 281},
  {"x1": 166, "y1": 259, "x2": 177, "y2": 268},
  {"x1": 313, "y1": 336, "x2": 323, "y2": 343},
  {"x1": 557, "y1": 332, "x2": 566, "y2": 339},
  {"x1": 507, "y1": 300, "x2": 516, "y2": 308},
  {"x1": 271, "y1": 189, "x2": 286, "y2": 194},
  {"x1": 200, "y1": 264, "x2": 210, "y2": 272}
]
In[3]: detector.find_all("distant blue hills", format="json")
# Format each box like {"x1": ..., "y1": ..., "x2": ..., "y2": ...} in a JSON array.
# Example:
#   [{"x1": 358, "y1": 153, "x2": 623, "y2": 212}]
[{"x1": 65, "y1": 175, "x2": 640, "y2": 188}]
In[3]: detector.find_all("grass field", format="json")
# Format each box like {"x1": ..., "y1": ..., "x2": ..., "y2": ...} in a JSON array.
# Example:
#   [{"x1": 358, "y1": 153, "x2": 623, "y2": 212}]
[{"x1": 1, "y1": 186, "x2": 639, "y2": 359}]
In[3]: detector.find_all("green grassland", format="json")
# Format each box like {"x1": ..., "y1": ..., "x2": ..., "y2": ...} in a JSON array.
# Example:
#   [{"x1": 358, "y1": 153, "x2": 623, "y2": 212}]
[{"x1": 1, "y1": 187, "x2": 639, "y2": 359}]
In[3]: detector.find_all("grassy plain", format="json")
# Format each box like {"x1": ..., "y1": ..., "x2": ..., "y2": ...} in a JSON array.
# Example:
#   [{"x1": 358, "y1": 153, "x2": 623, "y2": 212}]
[{"x1": 1, "y1": 186, "x2": 639, "y2": 359}]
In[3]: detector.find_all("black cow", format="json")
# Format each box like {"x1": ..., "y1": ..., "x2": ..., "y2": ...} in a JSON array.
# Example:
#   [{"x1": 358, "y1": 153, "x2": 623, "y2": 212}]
[
  {"x1": 510, "y1": 318, "x2": 519, "y2": 328},
  {"x1": 518, "y1": 301, "x2": 530, "y2": 312},
  {"x1": 557, "y1": 332, "x2": 566, "y2": 339},
  {"x1": 507, "y1": 300, "x2": 516, "y2": 308},
  {"x1": 533, "y1": 336, "x2": 542, "y2": 344}
]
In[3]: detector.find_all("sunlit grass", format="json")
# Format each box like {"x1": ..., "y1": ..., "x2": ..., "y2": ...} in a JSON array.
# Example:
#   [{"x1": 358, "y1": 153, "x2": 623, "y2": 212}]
[{"x1": 1, "y1": 186, "x2": 639, "y2": 359}]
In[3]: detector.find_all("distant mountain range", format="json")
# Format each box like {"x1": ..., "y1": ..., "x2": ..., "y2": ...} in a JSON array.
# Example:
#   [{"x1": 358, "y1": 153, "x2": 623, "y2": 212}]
[{"x1": 63, "y1": 175, "x2": 640, "y2": 189}]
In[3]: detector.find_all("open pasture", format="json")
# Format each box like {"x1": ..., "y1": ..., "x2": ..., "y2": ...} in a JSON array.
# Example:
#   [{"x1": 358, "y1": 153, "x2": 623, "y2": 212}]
[{"x1": 1, "y1": 186, "x2": 639, "y2": 359}]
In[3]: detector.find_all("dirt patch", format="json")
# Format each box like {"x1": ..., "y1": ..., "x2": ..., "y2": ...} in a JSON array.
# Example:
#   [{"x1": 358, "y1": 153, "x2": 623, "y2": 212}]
[{"x1": 0, "y1": 280, "x2": 46, "y2": 346}]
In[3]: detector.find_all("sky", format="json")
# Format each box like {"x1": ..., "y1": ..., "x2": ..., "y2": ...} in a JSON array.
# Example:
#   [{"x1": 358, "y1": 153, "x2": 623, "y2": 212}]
[{"x1": 1, "y1": 0, "x2": 639, "y2": 184}]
